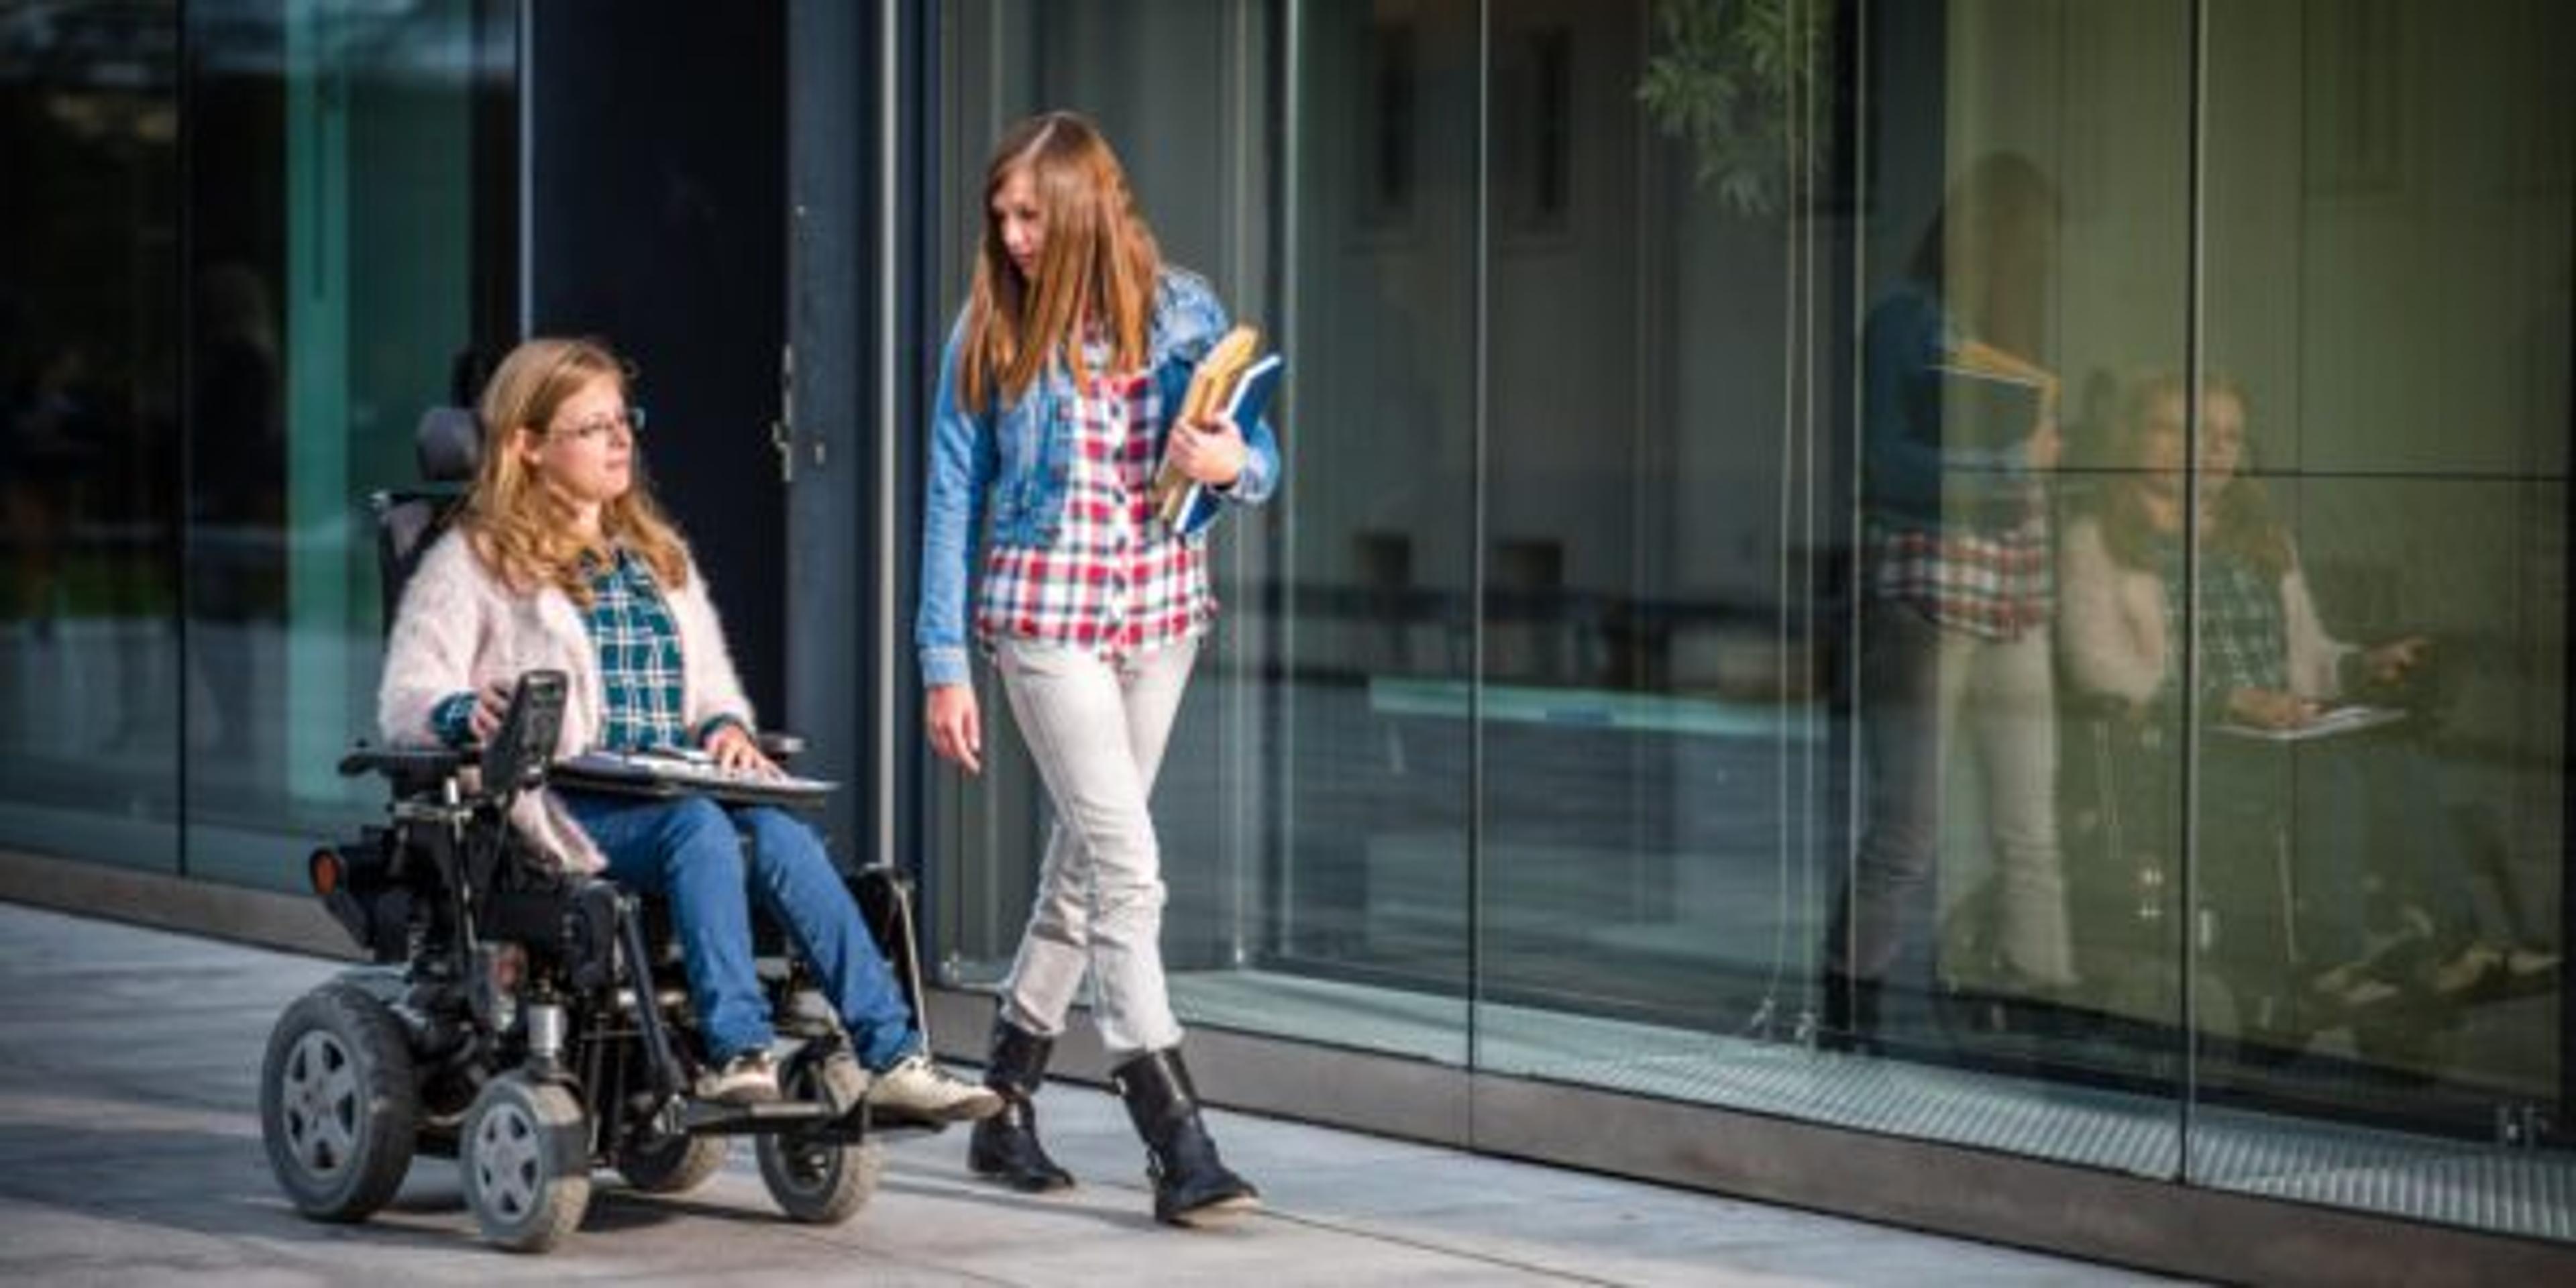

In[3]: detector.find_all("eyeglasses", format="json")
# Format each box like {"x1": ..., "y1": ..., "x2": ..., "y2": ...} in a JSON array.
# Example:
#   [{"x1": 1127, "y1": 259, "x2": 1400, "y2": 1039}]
[{"x1": 551, "y1": 405, "x2": 647, "y2": 443}]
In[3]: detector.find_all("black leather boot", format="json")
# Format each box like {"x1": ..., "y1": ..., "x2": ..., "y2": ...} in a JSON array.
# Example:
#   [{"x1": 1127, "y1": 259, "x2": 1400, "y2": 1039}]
[
  {"x1": 1110, "y1": 1047, "x2": 1260, "y2": 1227},
  {"x1": 967, "y1": 1018, "x2": 1075, "y2": 1192},
  {"x1": 1821, "y1": 970, "x2": 1882, "y2": 1055}
]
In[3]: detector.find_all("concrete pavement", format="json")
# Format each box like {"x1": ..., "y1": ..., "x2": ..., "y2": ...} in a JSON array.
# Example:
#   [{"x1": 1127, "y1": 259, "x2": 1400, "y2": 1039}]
[{"x1": 0, "y1": 901, "x2": 2178, "y2": 1285}]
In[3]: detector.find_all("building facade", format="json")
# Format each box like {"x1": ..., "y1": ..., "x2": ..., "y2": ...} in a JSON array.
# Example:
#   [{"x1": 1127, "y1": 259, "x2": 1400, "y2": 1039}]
[{"x1": 3, "y1": 1, "x2": 2570, "y2": 1279}]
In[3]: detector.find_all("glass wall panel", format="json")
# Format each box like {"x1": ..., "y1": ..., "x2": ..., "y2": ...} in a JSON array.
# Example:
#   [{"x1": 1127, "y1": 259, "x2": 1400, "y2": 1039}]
[
  {"x1": 0, "y1": 3, "x2": 182, "y2": 869},
  {"x1": 180, "y1": 0, "x2": 495, "y2": 890},
  {"x1": 1844, "y1": 0, "x2": 2197, "y2": 1167},
  {"x1": 2186, "y1": 0, "x2": 2573, "y2": 1239},
  {"x1": 916, "y1": 0, "x2": 2575, "y2": 1242},
  {"x1": 1466, "y1": 0, "x2": 1823, "y2": 1091},
  {"x1": 1262, "y1": 0, "x2": 1479, "y2": 1059},
  {"x1": 1464, "y1": 0, "x2": 2200, "y2": 1177}
]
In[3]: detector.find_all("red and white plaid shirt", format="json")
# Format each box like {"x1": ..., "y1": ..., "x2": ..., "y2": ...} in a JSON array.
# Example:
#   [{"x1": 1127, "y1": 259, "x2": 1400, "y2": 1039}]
[
  {"x1": 976, "y1": 362, "x2": 1215, "y2": 661},
  {"x1": 1863, "y1": 502, "x2": 2054, "y2": 641}
]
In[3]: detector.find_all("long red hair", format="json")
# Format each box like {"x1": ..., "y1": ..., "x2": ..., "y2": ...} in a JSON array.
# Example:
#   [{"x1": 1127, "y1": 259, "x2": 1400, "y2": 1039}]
[{"x1": 960, "y1": 111, "x2": 1162, "y2": 413}]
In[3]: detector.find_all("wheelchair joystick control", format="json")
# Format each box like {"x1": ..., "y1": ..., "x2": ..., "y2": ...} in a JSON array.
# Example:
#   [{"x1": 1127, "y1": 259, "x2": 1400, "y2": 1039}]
[{"x1": 482, "y1": 669, "x2": 570, "y2": 796}]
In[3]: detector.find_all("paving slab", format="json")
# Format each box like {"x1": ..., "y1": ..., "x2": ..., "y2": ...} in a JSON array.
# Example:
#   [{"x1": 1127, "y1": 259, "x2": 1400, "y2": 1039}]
[{"x1": 0, "y1": 901, "x2": 2181, "y2": 1286}]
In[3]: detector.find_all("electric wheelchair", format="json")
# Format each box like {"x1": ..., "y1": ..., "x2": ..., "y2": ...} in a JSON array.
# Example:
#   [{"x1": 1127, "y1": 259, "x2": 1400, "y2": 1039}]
[
  {"x1": 258, "y1": 407, "x2": 928, "y2": 1252},
  {"x1": 2043, "y1": 684, "x2": 2453, "y2": 1077}
]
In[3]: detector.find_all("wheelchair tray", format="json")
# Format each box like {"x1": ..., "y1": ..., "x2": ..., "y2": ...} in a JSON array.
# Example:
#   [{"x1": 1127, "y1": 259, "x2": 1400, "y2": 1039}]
[{"x1": 551, "y1": 750, "x2": 837, "y2": 812}]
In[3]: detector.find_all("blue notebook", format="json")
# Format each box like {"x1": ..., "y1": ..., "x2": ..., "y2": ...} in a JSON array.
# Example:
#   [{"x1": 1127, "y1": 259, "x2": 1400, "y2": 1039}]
[{"x1": 1165, "y1": 350, "x2": 1285, "y2": 537}]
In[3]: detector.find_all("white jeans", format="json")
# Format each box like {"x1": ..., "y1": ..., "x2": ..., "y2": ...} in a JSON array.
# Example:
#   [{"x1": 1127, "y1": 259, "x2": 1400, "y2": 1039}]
[
  {"x1": 992, "y1": 635, "x2": 1199, "y2": 1057},
  {"x1": 1837, "y1": 606, "x2": 2075, "y2": 987}
]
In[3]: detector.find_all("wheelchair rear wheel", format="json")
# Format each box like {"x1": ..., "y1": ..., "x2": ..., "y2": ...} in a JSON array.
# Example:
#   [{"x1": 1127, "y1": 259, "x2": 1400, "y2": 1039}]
[
  {"x1": 460, "y1": 1074, "x2": 592, "y2": 1252},
  {"x1": 260, "y1": 981, "x2": 419, "y2": 1223},
  {"x1": 755, "y1": 1051, "x2": 880, "y2": 1224}
]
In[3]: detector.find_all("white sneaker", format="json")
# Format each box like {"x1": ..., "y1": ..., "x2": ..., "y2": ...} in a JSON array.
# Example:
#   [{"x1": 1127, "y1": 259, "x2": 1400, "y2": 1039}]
[
  {"x1": 867, "y1": 1053, "x2": 1003, "y2": 1123},
  {"x1": 698, "y1": 1050, "x2": 781, "y2": 1106}
]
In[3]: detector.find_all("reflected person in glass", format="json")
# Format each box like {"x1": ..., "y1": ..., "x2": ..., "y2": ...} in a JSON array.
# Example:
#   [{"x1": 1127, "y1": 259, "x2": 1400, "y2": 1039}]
[
  {"x1": 2057, "y1": 373, "x2": 2556, "y2": 1016},
  {"x1": 916, "y1": 111, "x2": 1279, "y2": 1226},
  {"x1": 381, "y1": 337, "x2": 1000, "y2": 1120},
  {"x1": 1829, "y1": 153, "x2": 2078, "y2": 1051},
  {"x1": 3, "y1": 345, "x2": 97, "y2": 635}
]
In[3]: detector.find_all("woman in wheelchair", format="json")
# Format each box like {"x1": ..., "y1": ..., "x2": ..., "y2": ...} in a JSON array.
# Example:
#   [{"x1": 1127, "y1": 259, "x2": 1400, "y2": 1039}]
[
  {"x1": 380, "y1": 335, "x2": 1001, "y2": 1120},
  {"x1": 2059, "y1": 372, "x2": 2555, "y2": 1014}
]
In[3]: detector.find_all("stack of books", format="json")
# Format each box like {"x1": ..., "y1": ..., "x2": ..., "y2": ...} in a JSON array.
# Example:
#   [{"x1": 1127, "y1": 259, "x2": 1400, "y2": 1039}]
[{"x1": 1150, "y1": 324, "x2": 1284, "y2": 534}]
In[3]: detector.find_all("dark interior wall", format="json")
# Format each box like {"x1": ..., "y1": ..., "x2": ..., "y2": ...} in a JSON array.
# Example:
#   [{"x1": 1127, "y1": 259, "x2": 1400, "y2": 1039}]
[{"x1": 526, "y1": 0, "x2": 788, "y2": 718}]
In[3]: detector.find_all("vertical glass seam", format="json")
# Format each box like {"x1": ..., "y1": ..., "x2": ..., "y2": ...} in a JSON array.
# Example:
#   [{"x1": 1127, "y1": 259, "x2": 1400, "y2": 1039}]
[
  {"x1": 1275, "y1": 0, "x2": 1303, "y2": 963},
  {"x1": 1769, "y1": 0, "x2": 1803, "y2": 1025},
  {"x1": 875, "y1": 0, "x2": 903, "y2": 877},
  {"x1": 2180, "y1": 0, "x2": 2209, "y2": 1187},
  {"x1": 1469, "y1": 0, "x2": 1493, "y2": 1104},
  {"x1": 1839, "y1": 0, "x2": 1872, "y2": 1024},
  {"x1": 515, "y1": 0, "x2": 533, "y2": 334},
  {"x1": 1795, "y1": 0, "x2": 1823, "y2": 1033},
  {"x1": 174, "y1": 0, "x2": 195, "y2": 880}
]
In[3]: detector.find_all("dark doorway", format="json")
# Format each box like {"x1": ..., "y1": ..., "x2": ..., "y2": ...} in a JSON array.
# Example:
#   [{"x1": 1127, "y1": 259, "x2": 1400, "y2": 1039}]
[{"x1": 525, "y1": 0, "x2": 788, "y2": 717}]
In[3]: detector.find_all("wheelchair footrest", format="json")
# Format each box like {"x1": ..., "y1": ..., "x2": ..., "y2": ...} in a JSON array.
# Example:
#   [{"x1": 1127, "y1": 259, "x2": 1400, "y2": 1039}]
[{"x1": 680, "y1": 1098, "x2": 846, "y2": 1137}]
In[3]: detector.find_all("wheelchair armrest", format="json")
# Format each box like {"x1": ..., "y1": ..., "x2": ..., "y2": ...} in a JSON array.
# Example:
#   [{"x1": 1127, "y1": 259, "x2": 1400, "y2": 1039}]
[
  {"x1": 758, "y1": 731, "x2": 806, "y2": 761},
  {"x1": 339, "y1": 743, "x2": 467, "y2": 780}
]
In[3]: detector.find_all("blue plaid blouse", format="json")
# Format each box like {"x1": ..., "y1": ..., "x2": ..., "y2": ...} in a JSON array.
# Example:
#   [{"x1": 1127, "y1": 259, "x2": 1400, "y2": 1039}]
[
  {"x1": 2151, "y1": 537, "x2": 2289, "y2": 706},
  {"x1": 431, "y1": 548, "x2": 741, "y2": 751}
]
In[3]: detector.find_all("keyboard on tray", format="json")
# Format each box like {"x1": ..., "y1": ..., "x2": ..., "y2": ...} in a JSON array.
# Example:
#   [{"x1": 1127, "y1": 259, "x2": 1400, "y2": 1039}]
[{"x1": 551, "y1": 747, "x2": 837, "y2": 810}]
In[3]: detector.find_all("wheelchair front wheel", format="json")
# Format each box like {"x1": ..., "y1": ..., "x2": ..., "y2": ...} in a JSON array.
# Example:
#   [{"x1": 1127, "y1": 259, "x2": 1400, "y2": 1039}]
[
  {"x1": 755, "y1": 1052, "x2": 880, "y2": 1224},
  {"x1": 460, "y1": 1074, "x2": 592, "y2": 1252},
  {"x1": 260, "y1": 981, "x2": 419, "y2": 1223}
]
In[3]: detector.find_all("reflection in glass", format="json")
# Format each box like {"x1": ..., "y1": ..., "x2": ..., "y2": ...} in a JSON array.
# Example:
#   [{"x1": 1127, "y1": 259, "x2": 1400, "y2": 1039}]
[
  {"x1": 917, "y1": 0, "x2": 2575, "y2": 1239},
  {"x1": 180, "y1": 0, "x2": 490, "y2": 888},
  {"x1": 1244, "y1": 0, "x2": 1479, "y2": 1063},
  {"x1": 2180, "y1": 0, "x2": 2572, "y2": 1236},
  {"x1": 1468, "y1": 0, "x2": 1817, "y2": 1085},
  {"x1": 2072, "y1": 377, "x2": 2550, "y2": 1067},
  {"x1": 0, "y1": 5, "x2": 181, "y2": 869},
  {"x1": 1835, "y1": 150, "x2": 2074, "y2": 1052}
]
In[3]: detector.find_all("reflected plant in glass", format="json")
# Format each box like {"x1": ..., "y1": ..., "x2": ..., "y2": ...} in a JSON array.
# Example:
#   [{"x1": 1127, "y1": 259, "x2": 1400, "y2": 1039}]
[{"x1": 1635, "y1": 0, "x2": 1833, "y2": 215}]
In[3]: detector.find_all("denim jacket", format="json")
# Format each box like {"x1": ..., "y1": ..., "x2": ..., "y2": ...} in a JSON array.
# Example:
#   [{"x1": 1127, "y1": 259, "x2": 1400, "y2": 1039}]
[
  {"x1": 916, "y1": 266, "x2": 1283, "y2": 687},
  {"x1": 1861, "y1": 283, "x2": 2043, "y2": 529}
]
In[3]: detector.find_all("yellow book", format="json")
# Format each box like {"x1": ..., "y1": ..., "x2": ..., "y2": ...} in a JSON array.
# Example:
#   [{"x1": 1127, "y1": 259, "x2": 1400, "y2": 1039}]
[{"x1": 1151, "y1": 325, "x2": 1263, "y2": 525}]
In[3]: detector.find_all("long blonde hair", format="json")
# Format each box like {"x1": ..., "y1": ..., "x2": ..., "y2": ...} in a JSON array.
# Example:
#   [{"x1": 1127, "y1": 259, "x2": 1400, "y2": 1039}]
[
  {"x1": 960, "y1": 111, "x2": 1162, "y2": 413},
  {"x1": 2098, "y1": 371, "x2": 2290, "y2": 580},
  {"x1": 462, "y1": 336, "x2": 690, "y2": 604}
]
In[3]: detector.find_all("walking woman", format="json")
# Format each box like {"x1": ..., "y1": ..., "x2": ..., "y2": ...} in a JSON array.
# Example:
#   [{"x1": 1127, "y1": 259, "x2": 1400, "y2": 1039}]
[{"x1": 916, "y1": 111, "x2": 1279, "y2": 1226}]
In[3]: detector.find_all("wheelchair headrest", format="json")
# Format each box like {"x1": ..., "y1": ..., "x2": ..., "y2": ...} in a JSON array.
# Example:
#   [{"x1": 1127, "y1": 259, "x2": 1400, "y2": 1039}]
[{"x1": 417, "y1": 406, "x2": 482, "y2": 484}]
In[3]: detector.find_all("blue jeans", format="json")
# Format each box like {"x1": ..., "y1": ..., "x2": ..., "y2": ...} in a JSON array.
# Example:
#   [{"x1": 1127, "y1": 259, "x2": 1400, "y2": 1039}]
[
  {"x1": 2284, "y1": 734, "x2": 2479, "y2": 964},
  {"x1": 560, "y1": 792, "x2": 919, "y2": 1069}
]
